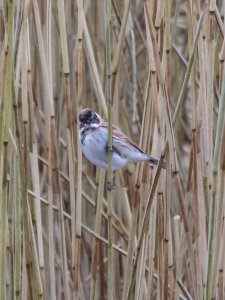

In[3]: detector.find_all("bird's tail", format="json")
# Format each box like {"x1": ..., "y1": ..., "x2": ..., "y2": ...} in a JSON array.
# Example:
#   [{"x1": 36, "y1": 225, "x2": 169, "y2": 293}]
[{"x1": 148, "y1": 156, "x2": 166, "y2": 169}]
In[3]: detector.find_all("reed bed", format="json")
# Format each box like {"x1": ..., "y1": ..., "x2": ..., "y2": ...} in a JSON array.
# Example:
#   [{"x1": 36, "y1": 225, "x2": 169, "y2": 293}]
[{"x1": 0, "y1": 0, "x2": 225, "y2": 299}]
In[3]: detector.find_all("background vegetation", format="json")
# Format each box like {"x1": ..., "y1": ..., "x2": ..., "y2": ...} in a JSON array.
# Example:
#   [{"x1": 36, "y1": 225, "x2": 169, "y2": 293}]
[{"x1": 0, "y1": 0, "x2": 225, "y2": 299}]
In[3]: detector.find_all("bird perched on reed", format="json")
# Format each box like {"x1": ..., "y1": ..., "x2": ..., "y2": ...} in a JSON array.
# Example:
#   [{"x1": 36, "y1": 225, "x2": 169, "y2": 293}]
[{"x1": 79, "y1": 108, "x2": 164, "y2": 173}]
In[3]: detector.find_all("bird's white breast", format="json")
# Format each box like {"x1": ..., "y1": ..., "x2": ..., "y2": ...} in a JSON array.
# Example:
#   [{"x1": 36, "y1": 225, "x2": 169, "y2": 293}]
[
  {"x1": 80, "y1": 128, "x2": 109, "y2": 169},
  {"x1": 80, "y1": 128, "x2": 129, "y2": 171}
]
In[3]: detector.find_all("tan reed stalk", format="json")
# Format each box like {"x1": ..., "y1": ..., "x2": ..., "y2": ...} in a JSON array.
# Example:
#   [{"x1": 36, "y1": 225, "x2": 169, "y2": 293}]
[
  {"x1": 205, "y1": 10, "x2": 218, "y2": 299},
  {"x1": 13, "y1": 158, "x2": 22, "y2": 299},
  {"x1": 47, "y1": 127, "x2": 56, "y2": 299},
  {"x1": 32, "y1": 0, "x2": 56, "y2": 297},
  {"x1": 73, "y1": 0, "x2": 83, "y2": 297},
  {"x1": 206, "y1": 4, "x2": 225, "y2": 298},
  {"x1": 81, "y1": 10, "x2": 107, "y2": 116},
  {"x1": 186, "y1": 4, "x2": 201, "y2": 299},
  {"x1": 0, "y1": 2, "x2": 14, "y2": 298},
  {"x1": 105, "y1": 0, "x2": 114, "y2": 299},
  {"x1": 27, "y1": 17, "x2": 46, "y2": 295},
  {"x1": 164, "y1": 0, "x2": 172, "y2": 297},
  {"x1": 90, "y1": 169, "x2": 105, "y2": 299}
]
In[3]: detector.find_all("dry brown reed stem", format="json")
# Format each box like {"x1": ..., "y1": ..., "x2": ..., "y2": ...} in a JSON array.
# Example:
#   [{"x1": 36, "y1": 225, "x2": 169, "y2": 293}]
[
  {"x1": 81, "y1": 10, "x2": 107, "y2": 116},
  {"x1": 105, "y1": 0, "x2": 114, "y2": 298},
  {"x1": 187, "y1": 4, "x2": 201, "y2": 299},
  {"x1": 90, "y1": 169, "x2": 105, "y2": 299},
  {"x1": 0, "y1": 1, "x2": 14, "y2": 298},
  {"x1": 73, "y1": 0, "x2": 83, "y2": 296},
  {"x1": 47, "y1": 126, "x2": 56, "y2": 299},
  {"x1": 206, "y1": 4, "x2": 225, "y2": 298}
]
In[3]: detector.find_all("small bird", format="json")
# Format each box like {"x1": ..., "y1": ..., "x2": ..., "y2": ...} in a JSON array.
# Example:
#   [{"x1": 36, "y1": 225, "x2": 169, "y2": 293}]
[{"x1": 79, "y1": 108, "x2": 163, "y2": 172}]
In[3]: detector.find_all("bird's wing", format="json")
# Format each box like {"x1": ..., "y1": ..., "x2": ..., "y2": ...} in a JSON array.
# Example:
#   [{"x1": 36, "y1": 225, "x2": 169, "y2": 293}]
[
  {"x1": 100, "y1": 121, "x2": 164, "y2": 167},
  {"x1": 101, "y1": 122, "x2": 145, "y2": 157}
]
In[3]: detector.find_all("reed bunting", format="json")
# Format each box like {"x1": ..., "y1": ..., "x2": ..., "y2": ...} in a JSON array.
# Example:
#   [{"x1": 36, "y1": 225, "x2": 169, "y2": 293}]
[{"x1": 79, "y1": 108, "x2": 163, "y2": 172}]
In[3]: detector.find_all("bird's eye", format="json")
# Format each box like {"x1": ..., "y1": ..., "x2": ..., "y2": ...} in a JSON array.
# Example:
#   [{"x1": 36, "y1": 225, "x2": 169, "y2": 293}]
[{"x1": 87, "y1": 111, "x2": 94, "y2": 120}]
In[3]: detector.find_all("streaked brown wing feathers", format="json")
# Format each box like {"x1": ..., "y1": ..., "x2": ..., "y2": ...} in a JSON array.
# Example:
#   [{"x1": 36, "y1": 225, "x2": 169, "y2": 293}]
[{"x1": 101, "y1": 121, "x2": 145, "y2": 156}]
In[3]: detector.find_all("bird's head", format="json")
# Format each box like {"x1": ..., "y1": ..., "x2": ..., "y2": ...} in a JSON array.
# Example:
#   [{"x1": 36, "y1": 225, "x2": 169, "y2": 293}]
[{"x1": 79, "y1": 108, "x2": 101, "y2": 131}]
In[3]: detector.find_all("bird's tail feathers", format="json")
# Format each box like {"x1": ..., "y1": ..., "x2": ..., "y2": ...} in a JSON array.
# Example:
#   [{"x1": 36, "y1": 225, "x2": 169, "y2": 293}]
[{"x1": 148, "y1": 156, "x2": 166, "y2": 169}]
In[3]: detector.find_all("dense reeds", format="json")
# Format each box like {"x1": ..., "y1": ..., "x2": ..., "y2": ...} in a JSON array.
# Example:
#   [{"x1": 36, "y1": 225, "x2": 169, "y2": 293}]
[{"x1": 0, "y1": 0, "x2": 225, "y2": 299}]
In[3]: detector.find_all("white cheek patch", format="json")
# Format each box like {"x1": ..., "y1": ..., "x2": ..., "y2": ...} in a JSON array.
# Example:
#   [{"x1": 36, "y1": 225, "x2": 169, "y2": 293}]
[
  {"x1": 80, "y1": 123, "x2": 100, "y2": 133},
  {"x1": 89, "y1": 123, "x2": 100, "y2": 129}
]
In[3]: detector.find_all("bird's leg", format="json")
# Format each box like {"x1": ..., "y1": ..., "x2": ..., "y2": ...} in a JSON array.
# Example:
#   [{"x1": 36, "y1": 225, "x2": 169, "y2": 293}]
[
  {"x1": 105, "y1": 144, "x2": 116, "y2": 191},
  {"x1": 106, "y1": 171, "x2": 117, "y2": 191}
]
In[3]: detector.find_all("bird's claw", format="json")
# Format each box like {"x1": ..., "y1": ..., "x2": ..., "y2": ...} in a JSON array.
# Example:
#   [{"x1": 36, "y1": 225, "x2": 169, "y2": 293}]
[{"x1": 106, "y1": 182, "x2": 116, "y2": 191}]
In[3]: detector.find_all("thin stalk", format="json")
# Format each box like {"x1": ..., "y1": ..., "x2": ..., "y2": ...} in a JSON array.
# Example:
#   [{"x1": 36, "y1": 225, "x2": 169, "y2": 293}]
[
  {"x1": 14, "y1": 157, "x2": 22, "y2": 299},
  {"x1": 0, "y1": 143, "x2": 8, "y2": 299},
  {"x1": 172, "y1": 11, "x2": 205, "y2": 125},
  {"x1": 0, "y1": 1, "x2": 14, "y2": 297},
  {"x1": 105, "y1": 0, "x2": 114, "y2": 299},
  {"x1": 47, "y1": 122, "x2": 56, "y2": 299},
  {"x1": 111, "y1": 0, "x2": 132, "y2": 74},
  {"x1": 81, "y1": 10, "x2": 107, "y2": 116},
  {"x1": 90, "y1": 169, "x2": 105, "y2": 299},
  {"x1": 73, "y1": 1, "x2": 83, "y2": 297},
  {"x1": 206, "y1": 6, "x2": 225, "y2": 298}
]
